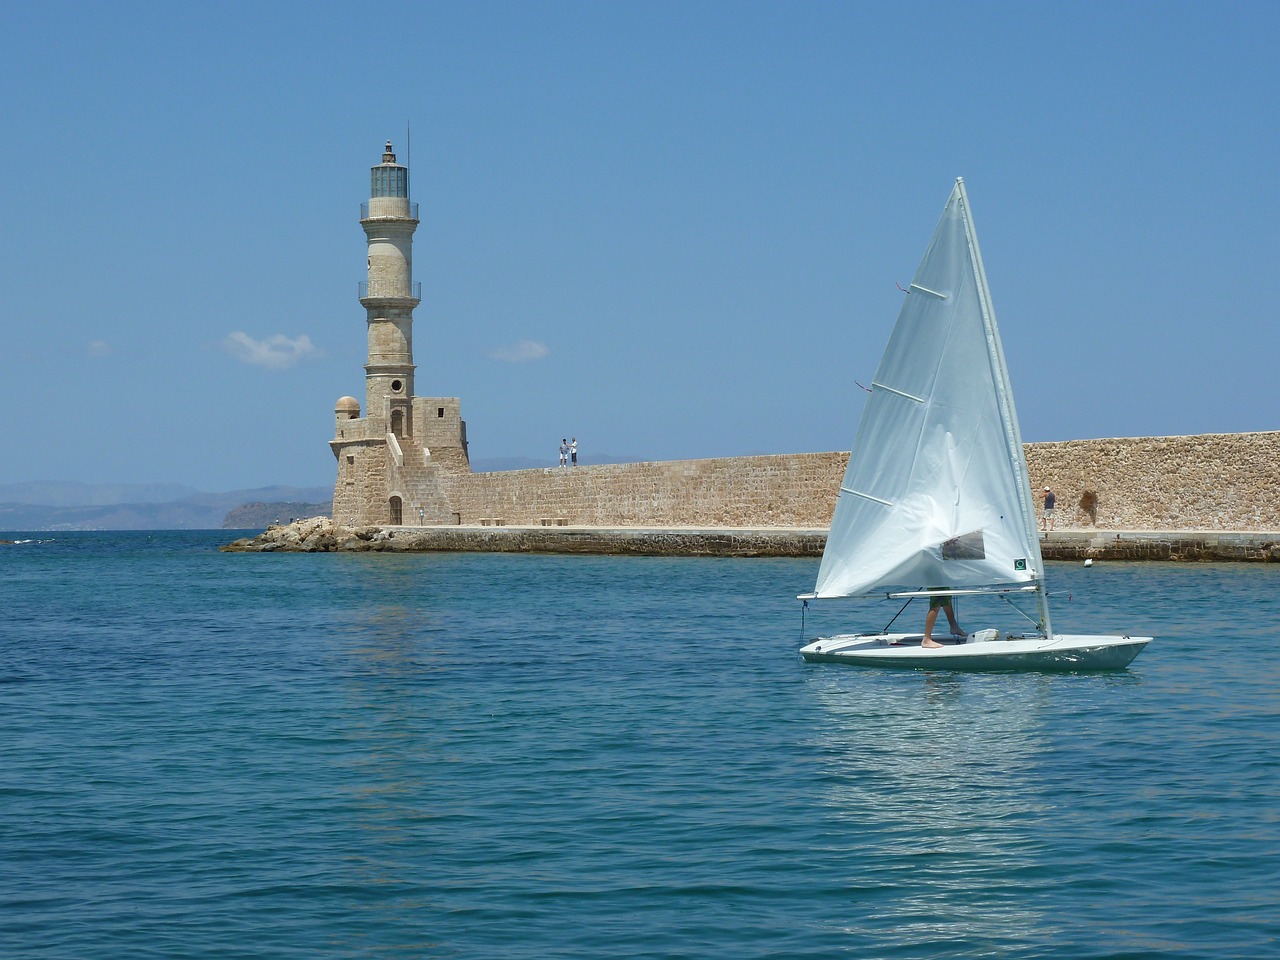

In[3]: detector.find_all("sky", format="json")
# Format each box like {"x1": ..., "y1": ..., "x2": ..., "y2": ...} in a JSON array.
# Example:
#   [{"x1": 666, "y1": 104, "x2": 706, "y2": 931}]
[{"x1": 1, "y1": 1, "x2": 1276, "y2": 492}]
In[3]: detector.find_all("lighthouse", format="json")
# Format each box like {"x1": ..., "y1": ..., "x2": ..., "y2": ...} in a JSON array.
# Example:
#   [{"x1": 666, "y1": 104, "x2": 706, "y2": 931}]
[
  {"x1": 331, "y1": 140, "x2": 469, "y2": 527},
  {"x1": 361, "y1": 140, "x2": 418, "y2": 440}
]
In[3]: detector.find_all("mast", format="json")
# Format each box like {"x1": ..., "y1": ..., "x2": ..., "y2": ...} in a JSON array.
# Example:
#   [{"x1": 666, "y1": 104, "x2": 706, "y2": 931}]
[{"x1": 956, "y1": 178, "x2": 1053, "y2": 638}]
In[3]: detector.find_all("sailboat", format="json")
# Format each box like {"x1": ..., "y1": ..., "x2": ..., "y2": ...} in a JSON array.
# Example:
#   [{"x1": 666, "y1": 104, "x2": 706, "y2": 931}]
[{"x1": 799, "y1": 179, "x2": 1150, "y2": 671}]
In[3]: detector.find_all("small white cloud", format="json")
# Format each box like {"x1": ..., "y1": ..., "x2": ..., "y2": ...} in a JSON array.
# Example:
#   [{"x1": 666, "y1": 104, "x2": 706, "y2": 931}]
[
  {"x1": 87, "y1": 340, "x2": 112, "y2": 356},
  {"x1": 223, "y1": 331, "x2": 320, "y2": 369},
  {"x1": 488, "y1": 339, "x2": 549, "y2": 363}
]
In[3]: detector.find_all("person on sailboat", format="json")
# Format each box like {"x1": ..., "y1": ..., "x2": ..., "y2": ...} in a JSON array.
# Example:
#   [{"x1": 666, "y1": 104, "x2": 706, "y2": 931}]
[{"x1": 921, "y1": 593, "x2": 966, "y2": 648}]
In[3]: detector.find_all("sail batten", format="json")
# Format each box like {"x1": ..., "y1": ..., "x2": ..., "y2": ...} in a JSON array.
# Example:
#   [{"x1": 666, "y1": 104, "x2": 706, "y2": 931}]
[
  {"x1": 839, "y1": 487, "x2": 894, "y2": 507},
  {"x1": 870, "y1": 381, "x2": 926, "y2": 403},
  {"x1": 908, "y1": 283, "x2": 949, "y2": 299},
  {"x1": 812, "y1": 180, "x2": 1045, "y2": 604}
]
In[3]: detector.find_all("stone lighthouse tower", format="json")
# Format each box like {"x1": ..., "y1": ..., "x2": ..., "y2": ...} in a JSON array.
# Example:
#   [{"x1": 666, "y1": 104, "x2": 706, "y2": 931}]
[
  {"x1": 362, "y1": 140, "x2": 418, "y2": 438},
  {"x1": 330, "y1": 141, "x2": 470, "y2": 526}
]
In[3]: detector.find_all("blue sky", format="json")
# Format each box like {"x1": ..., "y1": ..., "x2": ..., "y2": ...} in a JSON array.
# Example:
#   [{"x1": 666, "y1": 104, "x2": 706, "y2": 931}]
[{"x1": 1, "y1": 1, "x2": 1276, "y2": 492}]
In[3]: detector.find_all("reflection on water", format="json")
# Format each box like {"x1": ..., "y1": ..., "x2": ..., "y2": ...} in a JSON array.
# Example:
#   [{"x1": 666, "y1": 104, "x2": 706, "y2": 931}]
[
  {"x1": 325, "y1": 555, "x2": 458, "y2": 928},
  {"x1": 805, "y1": 668, "x2": 1057, "y2": 946}
]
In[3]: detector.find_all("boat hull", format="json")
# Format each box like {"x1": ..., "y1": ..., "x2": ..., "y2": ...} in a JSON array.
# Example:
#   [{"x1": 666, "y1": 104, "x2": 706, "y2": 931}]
[{"x1": 799, "y1": 633, "x2": 1150, "y2": 672}]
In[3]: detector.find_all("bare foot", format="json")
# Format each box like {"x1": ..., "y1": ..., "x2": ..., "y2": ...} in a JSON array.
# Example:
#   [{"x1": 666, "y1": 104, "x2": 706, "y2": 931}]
[{"x1": 921, "y1": 638, "x2": 943, "y2": 649}]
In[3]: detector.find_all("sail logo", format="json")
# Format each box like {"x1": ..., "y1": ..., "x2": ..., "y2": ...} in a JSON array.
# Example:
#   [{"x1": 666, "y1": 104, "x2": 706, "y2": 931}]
[{"x1": 1014, "y1": 558, "x2": 1027, "y2": 571}]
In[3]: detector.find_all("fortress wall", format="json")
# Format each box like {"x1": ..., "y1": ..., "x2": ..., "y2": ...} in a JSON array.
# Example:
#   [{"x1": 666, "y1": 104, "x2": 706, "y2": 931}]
[
  {"x1": 1026, "y1": 432, "x2": 1280, "y2": 530},
  {"x1": 436, "y1": 452, "x2": 848, "y2": 527},
  {"x1": 332, "y1": 438, "x2": 390, "y2": 527},
  {"x1": 426, "y1": 432, "x2": 1280, "y2": 531}
]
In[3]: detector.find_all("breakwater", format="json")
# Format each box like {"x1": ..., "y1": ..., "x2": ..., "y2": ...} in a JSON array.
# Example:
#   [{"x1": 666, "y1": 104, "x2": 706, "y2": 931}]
[
  {"x1": 1024, "y1": 432, "x2": 1280, "y2": 530},
  {"x1": 223, "y1": 518, "x2": 1280, "y2": 561},
  {"x1": 223, "y1": 518, "x2": 826, "y2": 557},
  {"x1": 1039, "y1": 530, "x2": 1280, "y2": 562},
  {"x1": 239, "y1": 431, "x2": 1280, "y2": 557},
  {"x1": 332, "y1": 431, "x2": 1280, "y2": 532},
  {"x1": 430, "y1": 452, "x2": 847, "y2": 528}
]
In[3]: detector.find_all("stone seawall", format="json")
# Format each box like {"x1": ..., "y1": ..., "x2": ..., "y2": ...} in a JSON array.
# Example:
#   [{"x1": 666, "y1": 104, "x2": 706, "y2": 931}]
[
  {"x1": 223, "y1": 518, "x2": 1280, "y2": 561},
  {"x1": 222, "y1": 518, "x2": 826, "y2": 557},
  {"x1": 1025, "y1": 432, "x2": 1280, "y2": 530},
  {"x1": 437, "y1": 452, "x2": 848, "y2": 527},
  {"x1": 1039, "y1": 531, "x2": 1280, "y2": 562},
  {"x1": 424, "y1": 431, "x2": 1280, "y2": 531}
]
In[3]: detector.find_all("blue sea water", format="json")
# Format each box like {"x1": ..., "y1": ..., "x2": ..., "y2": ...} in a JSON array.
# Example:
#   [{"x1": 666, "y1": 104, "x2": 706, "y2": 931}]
[{"x1": 1, "y1": 531, "x2": 1277, "y2": 959}]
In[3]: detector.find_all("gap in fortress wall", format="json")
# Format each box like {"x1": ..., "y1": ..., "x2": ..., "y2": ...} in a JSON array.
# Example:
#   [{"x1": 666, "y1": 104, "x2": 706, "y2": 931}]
[{"x1": 331, "y1": 432, "x2": 1280, "y2": 533}]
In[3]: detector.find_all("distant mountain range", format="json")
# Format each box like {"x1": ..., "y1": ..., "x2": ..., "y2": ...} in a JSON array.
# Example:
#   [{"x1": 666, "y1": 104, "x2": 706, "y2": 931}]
[
  {"x1": 0, "y1": 482, "x2": 333, "y2": 531},
  {"x1": 0, "y1": 455, "x2": 648, "y2": 531}
]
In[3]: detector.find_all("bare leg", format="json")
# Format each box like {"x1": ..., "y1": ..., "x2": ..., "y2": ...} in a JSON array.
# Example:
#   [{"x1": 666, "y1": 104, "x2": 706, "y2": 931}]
[
  {"x1": 922, "y1": 608, "x2": 943, "y2": 648},
  {"x1": 944, "y1": 605, "x2": 966, "y2": 638}
]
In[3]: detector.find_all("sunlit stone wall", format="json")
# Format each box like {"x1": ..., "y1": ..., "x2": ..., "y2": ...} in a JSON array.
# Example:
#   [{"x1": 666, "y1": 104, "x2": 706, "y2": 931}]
[
  {"x1": 436, "y1": 453, "x2": 849, "y2": 527},
  {"x1": 1026, "y1": 432, "x2": 1280, "y2": 530},
  {"x1": 424, "y1": 432, "x2": 1280, "y2": 531}
]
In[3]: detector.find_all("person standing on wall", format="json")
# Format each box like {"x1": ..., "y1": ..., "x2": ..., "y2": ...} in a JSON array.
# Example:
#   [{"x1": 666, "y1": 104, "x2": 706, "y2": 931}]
[
  {"x1": 1042, "y1": 486, "x2": 1056, "y2": 531},
  {"x1": 570, "y1": 437, "x2": 578, "y2": 467},
  {"x1": 559, "y1": 439, "x2": 569, "y2": 468}
]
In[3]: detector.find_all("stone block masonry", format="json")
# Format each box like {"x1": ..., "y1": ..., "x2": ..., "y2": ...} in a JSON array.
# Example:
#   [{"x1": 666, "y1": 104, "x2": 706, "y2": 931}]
[
  {"x1": 419, "y1": 432, "x2": 1280, "y2": 532},
  {"x1": 1025, "y1": 432, "x2": 1280, "y2": 531},
  {"x1": 435, "y1": 452, "x2": 850, "y2": 528}
]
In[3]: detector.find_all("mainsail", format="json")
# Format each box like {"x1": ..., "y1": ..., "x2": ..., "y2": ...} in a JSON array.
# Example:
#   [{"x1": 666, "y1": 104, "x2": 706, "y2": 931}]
[{"x1": 812, "y1": 179, "x2": 1044, "y2": 605}]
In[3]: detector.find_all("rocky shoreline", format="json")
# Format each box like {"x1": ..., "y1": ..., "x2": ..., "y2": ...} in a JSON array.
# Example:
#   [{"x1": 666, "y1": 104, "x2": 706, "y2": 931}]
[{"x1": 222, "y1": 517, "x2": 1280, "y2": 561}]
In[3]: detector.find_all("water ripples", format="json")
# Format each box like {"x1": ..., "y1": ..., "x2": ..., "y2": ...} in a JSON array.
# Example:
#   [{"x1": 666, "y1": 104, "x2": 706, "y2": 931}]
[{"x1": 2, "y1": 536, "x2": 1278, "y2": 957}]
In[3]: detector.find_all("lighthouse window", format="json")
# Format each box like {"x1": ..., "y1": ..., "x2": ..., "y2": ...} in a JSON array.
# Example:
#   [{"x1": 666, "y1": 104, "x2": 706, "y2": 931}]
[
  {"x1": 371, "y1": 166, "x2": 408, "y2": 198},
  {"x1": 391, "y1": 380, "x2": 402, "y2": 392}
]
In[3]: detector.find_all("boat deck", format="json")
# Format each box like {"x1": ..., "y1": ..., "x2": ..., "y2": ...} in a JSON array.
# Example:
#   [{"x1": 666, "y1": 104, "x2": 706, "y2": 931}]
[{"x1": 799, "y1": 632, "x2": 1152, "y2": 672}]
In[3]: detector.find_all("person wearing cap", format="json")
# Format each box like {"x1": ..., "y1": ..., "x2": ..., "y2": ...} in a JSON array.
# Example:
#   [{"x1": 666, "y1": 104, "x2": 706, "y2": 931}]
[{"x1": 1041, "y1": 486, "x2": 1056, "y2": 531}]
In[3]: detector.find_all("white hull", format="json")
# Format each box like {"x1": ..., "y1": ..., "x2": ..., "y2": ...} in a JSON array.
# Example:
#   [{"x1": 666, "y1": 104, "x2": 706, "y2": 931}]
[{"x1": 799, "y1": 633, "x2": 1151, "y2": 672}]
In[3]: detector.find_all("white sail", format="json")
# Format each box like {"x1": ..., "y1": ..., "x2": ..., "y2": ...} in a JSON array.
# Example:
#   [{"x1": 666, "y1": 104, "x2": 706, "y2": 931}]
[{"x1": 812, "y1": 179, "x2": 1044, "y2": 603}]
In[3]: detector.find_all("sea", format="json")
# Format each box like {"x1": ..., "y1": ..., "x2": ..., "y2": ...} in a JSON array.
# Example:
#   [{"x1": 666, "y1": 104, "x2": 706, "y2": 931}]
[{"x1": 2, "y1": 530, "x2": 1277, "y2": 959}]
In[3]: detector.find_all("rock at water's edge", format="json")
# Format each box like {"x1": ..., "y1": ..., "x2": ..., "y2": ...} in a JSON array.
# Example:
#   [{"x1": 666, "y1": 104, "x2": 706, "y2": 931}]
[{"x1": 220, "y1": 517, "x2": 374, "y2": 552}]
